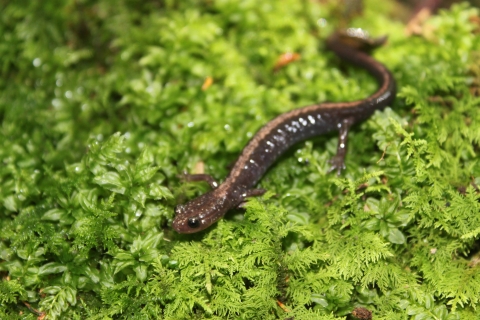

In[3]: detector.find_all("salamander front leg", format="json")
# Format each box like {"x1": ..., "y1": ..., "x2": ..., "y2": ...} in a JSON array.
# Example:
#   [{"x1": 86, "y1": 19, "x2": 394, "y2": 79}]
[
  {"x1": 236, "y1": 188, "x2": 266, "y2": 208},
  {"x1": 328, "y1": 117, "x2": 355, "y2": 175},
  {"x1": 180, "y1": 173, "x2": 219, "y2": 189}
]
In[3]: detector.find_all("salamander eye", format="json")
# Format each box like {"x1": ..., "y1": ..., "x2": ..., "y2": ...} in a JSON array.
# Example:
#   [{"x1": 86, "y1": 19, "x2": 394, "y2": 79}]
[{"x1": 187, "y1": 218, "x2": 201, "y2": 229}]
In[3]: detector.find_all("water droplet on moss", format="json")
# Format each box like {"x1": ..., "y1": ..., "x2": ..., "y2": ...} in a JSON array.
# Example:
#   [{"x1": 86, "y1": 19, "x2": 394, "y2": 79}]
[
  {"x1": 33, "y1": 58, "x2": 42, "y2": 67},
  {"x1": 52, "y1": 99, "x2": 61, "y2": 108},
  {"x1": 317, "y1": 18, "x2": 327, "y2": 27}
]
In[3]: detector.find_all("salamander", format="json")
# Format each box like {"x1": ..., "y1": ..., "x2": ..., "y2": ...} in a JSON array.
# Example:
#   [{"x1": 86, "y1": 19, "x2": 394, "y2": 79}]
[{"x1": 173, "y1": 29, "x2": 396, "y2": 234}]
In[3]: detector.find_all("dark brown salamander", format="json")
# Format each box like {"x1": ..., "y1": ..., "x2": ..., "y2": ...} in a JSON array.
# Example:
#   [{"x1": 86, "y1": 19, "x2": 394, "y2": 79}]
[{"x1": 173, "y1": 29, "x2": 396, "y2": 234}]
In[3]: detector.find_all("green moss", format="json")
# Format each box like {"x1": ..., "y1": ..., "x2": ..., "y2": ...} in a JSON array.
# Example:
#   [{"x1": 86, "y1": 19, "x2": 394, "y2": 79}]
[{"x1": 1, "y1": 0, "x2": 479, "y2": 319}]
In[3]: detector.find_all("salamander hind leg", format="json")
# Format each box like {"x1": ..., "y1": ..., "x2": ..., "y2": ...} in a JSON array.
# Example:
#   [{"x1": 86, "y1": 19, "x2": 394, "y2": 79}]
[{"x1": 328, "y1": 117, "x2": 355, "y2": 175}]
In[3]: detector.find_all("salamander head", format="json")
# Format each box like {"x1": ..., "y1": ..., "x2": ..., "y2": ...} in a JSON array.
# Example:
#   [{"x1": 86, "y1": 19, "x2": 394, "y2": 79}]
[{"x1": 173, "y1": 190, "x2": 235, "y2": 234}]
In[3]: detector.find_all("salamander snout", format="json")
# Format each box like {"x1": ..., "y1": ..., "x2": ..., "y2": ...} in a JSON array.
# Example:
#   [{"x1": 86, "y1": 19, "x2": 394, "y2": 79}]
[
  {"x1": 174, "y1": 204, "x2": 201, "y2": 229},
  {"x1": 172, "y1": 191, "x2": 233, "y2": 234}
]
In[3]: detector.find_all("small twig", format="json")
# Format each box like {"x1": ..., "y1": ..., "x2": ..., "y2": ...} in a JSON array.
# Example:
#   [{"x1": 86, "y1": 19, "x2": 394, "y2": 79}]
[{"x1": 376, "y1": 143, "x2": 390, "y2": 164}]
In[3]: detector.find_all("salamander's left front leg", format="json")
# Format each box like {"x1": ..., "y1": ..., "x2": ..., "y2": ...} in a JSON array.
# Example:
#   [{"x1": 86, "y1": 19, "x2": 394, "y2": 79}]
[
  {"x1": 180, "y1": 173, "x2": 219, "y2": 188},
  {"x1": 236, "y1": 188, "x2": 266, "y2": 208},
  {"x1": 328, "y1": 117, "x2": 355, "y2": 175}
]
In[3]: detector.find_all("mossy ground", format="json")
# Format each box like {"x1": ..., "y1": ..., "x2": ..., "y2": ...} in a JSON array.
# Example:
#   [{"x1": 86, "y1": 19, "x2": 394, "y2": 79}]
[{"x1": 1, "y1": 1, "x2": 479, "y2": 319}]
